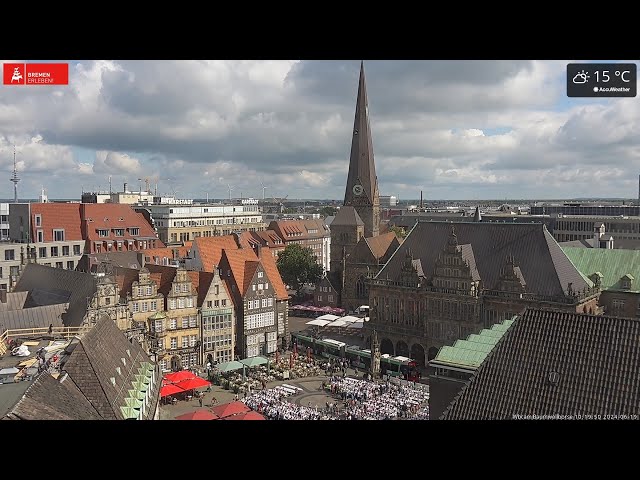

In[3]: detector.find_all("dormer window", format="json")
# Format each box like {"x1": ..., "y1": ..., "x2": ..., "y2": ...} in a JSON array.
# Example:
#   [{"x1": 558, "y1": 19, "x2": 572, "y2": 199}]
[
  {"x1": 130, "y1": 227, "x2": 140, "y2": 236},
  {"x1": 621, "y1": 274, "x2": 634, "y2": 290},
  {"x1": 53, "y1": 229, "x2": 65, "y2": 241},
  {"x1": 114, "y1": 228, "x2": 125, "y2": 236},
  {"x1": 35, "y1": 214, "x2": 42, "y2": 227},
  {"x1": 98, "y1": 229, "x2": 109, "y2": 237}
]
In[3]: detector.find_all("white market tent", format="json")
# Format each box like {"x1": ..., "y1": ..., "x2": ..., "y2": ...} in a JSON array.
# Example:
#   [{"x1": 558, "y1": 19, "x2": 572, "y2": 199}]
[
  {"x1": 346, "y1": 322, "x2": 364, "y2": 329},
  {"x1": 306, "y1": 318, "x2": 332, "y2": 327},
  {"x1": 316, "y1": 314, "x2": 339, "y2": 321},
  {"x1": 339, "y1": 315, "x2": 361, "y2": 323},
  {"x1": 326, "y1": 319, "x2": 349, "y2": 327}
]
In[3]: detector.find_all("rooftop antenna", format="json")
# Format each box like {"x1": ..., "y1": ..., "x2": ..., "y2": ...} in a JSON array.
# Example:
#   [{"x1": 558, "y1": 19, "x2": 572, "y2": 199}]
[{"x1": 10, "y1": 144, "x2": 20, "y2": 203}]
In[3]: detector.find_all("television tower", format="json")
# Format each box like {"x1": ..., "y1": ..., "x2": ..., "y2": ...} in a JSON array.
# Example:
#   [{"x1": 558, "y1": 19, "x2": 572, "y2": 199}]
[{"x1": 10, "y1": 145, "x2": 20, "y2": 203}]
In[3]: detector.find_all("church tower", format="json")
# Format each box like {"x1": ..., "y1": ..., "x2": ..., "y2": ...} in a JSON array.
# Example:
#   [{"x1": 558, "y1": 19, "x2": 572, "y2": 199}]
[{"x1": 343, "y1": 61, "x2": 380, "y2": 238}]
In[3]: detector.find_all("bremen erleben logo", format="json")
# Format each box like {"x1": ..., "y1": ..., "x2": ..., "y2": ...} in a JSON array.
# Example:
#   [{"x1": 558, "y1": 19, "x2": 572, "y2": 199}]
[{"x1": 11, "y1": 67, "x2": 23, "y2": 83}]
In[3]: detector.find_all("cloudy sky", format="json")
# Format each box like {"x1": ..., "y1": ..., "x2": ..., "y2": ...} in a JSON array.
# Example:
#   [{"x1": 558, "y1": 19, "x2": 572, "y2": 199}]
[{"x1": 1, "y1": 60, "x2": 638, "y2": 201}]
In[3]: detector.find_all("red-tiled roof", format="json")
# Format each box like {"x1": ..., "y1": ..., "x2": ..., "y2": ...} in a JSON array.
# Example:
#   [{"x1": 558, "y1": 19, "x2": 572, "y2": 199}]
[
  {"x1": 193, "y1": 235, "x2": 241, "y2": 272},
  {"x1": 268, "y1": 219, "x2": 328, "y2": 241},
  {"x1": 259, "y1": 248, "x2": 289, "y2": 300},
  {"x1": 365, "y1": 232, "x2": 398, "y2": 259},
  {"x1": 221, "y1": 248, "x2": 260, "y2": 296},
  {"x1": 30, "y1": 203, "x2": 83, "y2": 242},
  {"x1": 187, "y1": 270, "x2": 215, "y2": 307},
  {"x1": 82, "y1": 203, "x2": 163, "y2": 246},
  {"x1": 255, "y1": 230, "x2": 284, "y2": 248}
]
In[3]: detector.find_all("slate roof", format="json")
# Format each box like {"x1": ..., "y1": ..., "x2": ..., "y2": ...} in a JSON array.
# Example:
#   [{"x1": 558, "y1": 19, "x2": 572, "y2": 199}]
[
  {"x1": 4, "y1": 373, "x2": 102, "y2": 420},
  {"x1": 0, "y1": 291, "x2": 28, "y2": 311},
  {"x1": 113, "y1": 266, "x2": 142, "y2": 298},
  {"x1": 145, "y1": 264, "x2": 178, "y2": 297},
  {"x1": 29, "y1": 202, "x2": 83, "y2": 242},
  {"x1": 377, "y1": 222, "x2": 590, "y2": 297},
  {"x1": 61, "y1": 315, "x2": 155, "y2": 420},
  {"x1": 331, "y1": 206, "x2": 364, "y2": 227},
  {"x1": 562, "y1": 247, "x2": 640, "y2": 292},
  {"x1": 0, "y1": 302, "x2": 67, "y2": 331},
  {"x1": 13, "y1": 264, "x2": 97, "y2": 327},
  {"x1": 81, "y1": 251, "x2": 145, "y2": 271},
  {"x1": 459, "y1": 244, "x2": 480, "y2": 282},
  {"x1": 441, "y1": 309, "x2": 640, "y2": 419}
]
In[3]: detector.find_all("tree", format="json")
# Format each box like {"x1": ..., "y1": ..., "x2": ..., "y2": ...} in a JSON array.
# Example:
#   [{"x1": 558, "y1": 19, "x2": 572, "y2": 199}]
[
  {"x1": 319, "y1": 206, "x2": 337, "y2": 217},
  {"x1": 276, "y1": 244, "x2": 323, "y2": 294},
  {"x1": 389, "y1": 225, "x2": 407, "y2": 238}
]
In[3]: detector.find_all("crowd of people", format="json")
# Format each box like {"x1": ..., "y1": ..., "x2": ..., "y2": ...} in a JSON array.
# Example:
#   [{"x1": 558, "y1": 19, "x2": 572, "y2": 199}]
[{"x1": 241, "y1": 376, "x2": 430, "y2": 420}]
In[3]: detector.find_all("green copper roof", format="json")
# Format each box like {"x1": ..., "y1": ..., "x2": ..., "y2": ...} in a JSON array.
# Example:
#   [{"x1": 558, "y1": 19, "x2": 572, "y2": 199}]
[
  {"x1": 135, "y1": 374, "x2": 151, "y2": 385},
  {"x1": 562, "y1": 246, "x2": 640, "y2": 292},
  {"x1": 432, "y1": 317, "x2": 516, "y2": 370},
  {"x1": 124, "y1": 397, "x2": 144, "y2": 409},
  {"x1": 120, "y1": 406, "x2": 139, "y2": 419},
  {"x1": 128, "y1": 389, "x2": 146, "y2": 400}
]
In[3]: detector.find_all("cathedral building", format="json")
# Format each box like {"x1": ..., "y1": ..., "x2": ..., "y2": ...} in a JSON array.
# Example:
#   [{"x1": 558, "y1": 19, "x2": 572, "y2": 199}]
[{"x1": 329, "y1": 62, "x2": 399, "y2": 312}]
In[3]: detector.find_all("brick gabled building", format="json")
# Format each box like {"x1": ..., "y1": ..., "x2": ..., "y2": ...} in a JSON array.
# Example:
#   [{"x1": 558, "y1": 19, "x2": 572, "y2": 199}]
[
  {"x1": 239, "y1": 230, "x2": 285, "y2": 259},
  {"x1": 268, "y1": 219, "x2": 330, "y2": 272},
  {"x1": 441, "y1": 308, "x2": 640, "y2": 420},
  {"x1": 81, "y1": 203, "x2": 163, "y2": 255}
]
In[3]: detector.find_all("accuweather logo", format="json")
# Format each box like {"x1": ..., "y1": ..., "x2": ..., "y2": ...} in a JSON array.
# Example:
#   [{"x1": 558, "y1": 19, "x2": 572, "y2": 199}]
[{"x1": 3, "y1": 63, "x2": 69, "y2": 85}]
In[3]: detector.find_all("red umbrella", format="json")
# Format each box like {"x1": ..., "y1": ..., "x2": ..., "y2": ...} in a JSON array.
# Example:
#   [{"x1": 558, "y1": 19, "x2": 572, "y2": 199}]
[
  {"x1": 175, "y1": 409, "x2": 219, "y2": 420},
  {"x1": 175, "y1": 377, "x2": 211, "y2": 391},
  {"x1": 221, "y1": 411, "x2": 266, "y2": 420},
  {"x1": 164, "y1": 370, "x2": 196, "y2": 383},
  {"x1": 160, "y1": 383, "x2": 186, "y2": 398},
  {"x1": 211, "y1": 401, "x2": 251, "y2": 418}
]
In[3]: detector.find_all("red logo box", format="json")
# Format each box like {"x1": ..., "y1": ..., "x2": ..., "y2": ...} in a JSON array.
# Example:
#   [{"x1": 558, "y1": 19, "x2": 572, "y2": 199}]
[
  {"x1": 3, "y1": 63, "x2": 25, "y2": 85},
  {"x1": 3, "y1": 63, "x2": 68, "y2": 85}
]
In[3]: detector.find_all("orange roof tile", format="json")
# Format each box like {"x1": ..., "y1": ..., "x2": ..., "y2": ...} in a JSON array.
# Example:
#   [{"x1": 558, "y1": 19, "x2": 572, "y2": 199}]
[
  {"x1": 82, "y1": 203, "x2": 163, "y2": 246},
  {"x1": 30, "y1": 203, "x2": 83, "y2": 242},
  {"x1": 221, "y1": 248, "x2": 260, "y2": 296},
  {"x1": 187, "y1": 270, "x2": 214, "y2": 307},
  {"x1": 269, "y1": 219, "x2": 328, "y2": 241},
  {"x1": 259, "y1": 247, "x2": 289, "y2": 300},
  {"x1": 365, "y1": 232, "x2": 398, "y2": 259},
  {"x1": 145, "y1": 264, "x2": 178, "y2": 297},
  {"x1": 193, "y1": 235, "x2": 242, "y2": 272}
]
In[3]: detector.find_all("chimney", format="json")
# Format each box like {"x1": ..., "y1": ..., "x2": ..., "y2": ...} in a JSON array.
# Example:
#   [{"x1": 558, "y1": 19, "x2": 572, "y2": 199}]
[
  {"x1": 420, "y1": 190, "x2": 423, "y2": 209},
  {"x1": 123, "y1": 182, "x2": 127, "y2": 193},
  {"x1": 593, "y1": 223, "x2": 605, "y2": 248}
]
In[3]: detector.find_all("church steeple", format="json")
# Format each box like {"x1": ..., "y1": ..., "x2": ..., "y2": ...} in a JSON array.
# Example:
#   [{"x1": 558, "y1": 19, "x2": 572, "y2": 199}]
[{"x1": 343, "y1": 61, "x2": 380, "y2": 238}]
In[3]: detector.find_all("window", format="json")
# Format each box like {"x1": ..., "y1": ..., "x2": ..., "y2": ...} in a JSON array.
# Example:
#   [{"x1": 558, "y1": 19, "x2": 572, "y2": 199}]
[
  {"x1": 142, "y1": 302, "x2": 148, "y2": 312},
  {"x1": 62, "y1": 246, "x2": 70, "y2": 256},
  {"x1": 187, "y1": 297, "x2": 193, "y2": 308},
  {"x1": 170, "y1": 337, "x2": 178, "y2": 349},
  {"x1": 5, "y1": 250, "x2": 14, "y2": 261},
  {"x1": 177, "y1": 298, "x2": 185, "y2": 309},
  {"x1": 189, "y1": 316, "x2": 197, "y2": 328},
  {"x1": 130, "y1": 227, "x2": 140, "y2": 236},
  {"x1": 174, "y1": 285, "x2": 180, "y2": 293},
  {"x1": 214, "y1": 300, "x2": 220, "y2": 307},
  {"x1": 189, "y1": 335, "x2": 197, "y2": 347},
  {"x1": 157, "y1": 338, "x2": 164, "y2": 350},
  {"x1": 207, "y1": 301, "x2": 212, "y2": 308},
  {"x1": 37, "y1": 230, "x2": 43, "y2": 242},
  {"x1": 73, "y1": 245, "x2": 81, "y2": 255},
  {"x1": 56, "y1": 261, "x2": 63, "y2": 269},
  {"x1": 154, "y1": 319, "x2": 163, "y2": 332},
  {"x1": 67, "y1": 261, "x2": 74, "y2": 269},
  {"x1": 132, "y1": 302, "x2": 139, "y2": 313},
  {"x1": 53, "y1": 229, "x2": 65, "y2": 241},
  {"x1": 10, "y1": 266, "x2": 19, "y2": 276},
  {"x1": 169, "y1": 299, "x2": 176, "y2": 309},
  {"x1": 114, "y1": 229, "x2": 124, "y2": 236},
  {"x1": 181, "y1": 283, "x2": 189, "y2": 293},
  {"x1": 221, "y1": 299, "x2": 226, "y2": 306},
  {"x1": 612, "y1": 299, "x2": 626, "y2": 310},
  {"x1": 265, "y1": 282, "x2": 269, "y2": 290},
  {"x1": 182, "y1": 317, "x2": 189, "y2": 329},
  {"x1": 318, "y1": 295, "x2": 323, "y2": 302},
  {"x1": 39, "y1": 247, "x2": 47, "y2": 258},
  {"x1": 151, "y1": 300, "x2": 157, "y2": 310},
  {"x1": 258, "y1": 271, "x2": 264, "y2": 278},
  {"x1": 146, "y1": 286, "x2": 152, "y2": 295},
  {"x1": 51, "y1": 246, "x2": 59, "y2": 257},
  {"x1": 214, "y1": 285, "x2": 219, "y2": 295},
  {"x1": 98, "y1": 229, "x2": 109, "y2": 237},
  {"x1": 262, "y1": 298, "x2": 268, "y2": 308},
  {"x1": 182, "y1": 336, "x2": 189, "y2": 348},
  {"x1": 35, "y1": 214, "x2": 42, "y2": 227},
  {"x1": 169, "y1": 318, "x2": 177, "y2": 329},
  {"x1": 258, "y1": 283, "x2": 264, "y2": 290},
  {"x1": 268, "y1": 297, "x2": 273, "y2": 307}
]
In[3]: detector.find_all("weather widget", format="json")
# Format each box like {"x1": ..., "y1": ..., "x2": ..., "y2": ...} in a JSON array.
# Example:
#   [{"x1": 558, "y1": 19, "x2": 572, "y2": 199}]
[{"x1": 567, "y1": 63, "x2": 636, "y2": 98}]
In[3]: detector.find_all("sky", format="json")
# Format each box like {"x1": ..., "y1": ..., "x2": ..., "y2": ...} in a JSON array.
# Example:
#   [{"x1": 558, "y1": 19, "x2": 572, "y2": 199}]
[{"x1": 0, "y1": 60, "x2": 638, "y2": 201}]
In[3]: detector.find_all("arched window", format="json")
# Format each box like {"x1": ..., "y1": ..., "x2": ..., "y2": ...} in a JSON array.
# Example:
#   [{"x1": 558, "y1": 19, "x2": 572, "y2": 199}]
[{"x1": 356, "y1": 276, "x2": 367, "y2": 299}]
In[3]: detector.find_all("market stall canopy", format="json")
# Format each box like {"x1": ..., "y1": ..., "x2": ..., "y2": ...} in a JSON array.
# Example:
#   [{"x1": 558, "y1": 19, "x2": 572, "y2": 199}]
[
  {"x1": 306, "y1": 318, "x2": 331, "y2": 327},
  {"x1": 316, "y1": 314, "x2": 339, "y2": 321},
  {"x1": 160, "y1": 383, "x2": 186, "y2": 398},
  {"x1": 221, "y1": 411, "x2": 266, "y2": 420},
  {"x1": 176, "y1": 377, "x2": 211, "y2": 391},
  {"x1": 240, "y1": 356, "x2": 269, "y2": 368},
  {"x1": 175, "y1": 409, "x2": 219, "y2": 420},
  {"x1": 164, "y1": 370, "x2": 197, "y2": 383},
  {"x1": 326, "y1": 319, "x2": 349, "y2": 327},
  {"x1": 216, "y1": 360, "x2": 245, "y2": 373},
  {"x1": 211, "y1": 401, "x2": 251, "y2": 419},
  {"x1": 339, "y1": 315, "x2": 361, "y2": 323},
  {"x1": 346, "y1": 322, "x2": 364, "y2": 329}
]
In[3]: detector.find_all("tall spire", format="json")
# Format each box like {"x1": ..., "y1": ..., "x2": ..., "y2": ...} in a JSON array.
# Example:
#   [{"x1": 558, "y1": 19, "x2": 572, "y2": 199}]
[{"x1": 343, "y1": 61, "x2": 380, "y2": 237}]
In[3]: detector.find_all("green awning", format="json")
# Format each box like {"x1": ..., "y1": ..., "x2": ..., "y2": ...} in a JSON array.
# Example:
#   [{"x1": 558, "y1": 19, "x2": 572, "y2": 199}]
[
  {"x1": 128, "y1": 389, "x2": 146, "y2": 400},
  {"x1": 240, "y1": 356, "x2": 269, "y2": 368},
  {"x1": 120, "y1": 406, "x2": 139, "y2": 419},
  {"x1": 124, "y1": 397, "x2": 143, "y2": 409},
  {"x1": 216, "y1": 360, "x2": 245, "y2": 373}
]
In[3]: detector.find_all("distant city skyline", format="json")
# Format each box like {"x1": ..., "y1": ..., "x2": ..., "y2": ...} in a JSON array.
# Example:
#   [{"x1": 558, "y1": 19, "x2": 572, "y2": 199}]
[{"x1": 1, "y1": 60, "x2": 639, "y2": 200}]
